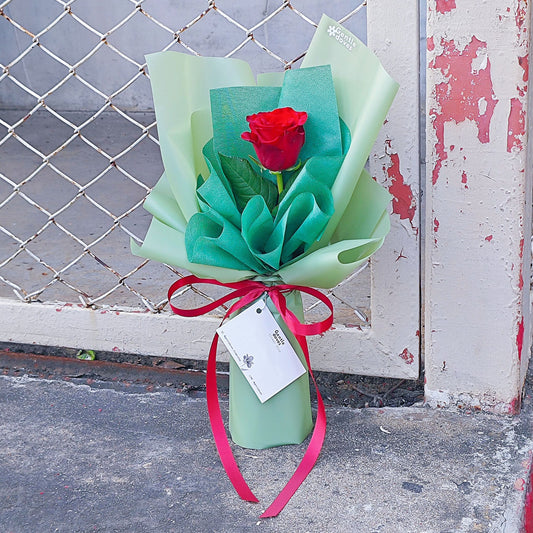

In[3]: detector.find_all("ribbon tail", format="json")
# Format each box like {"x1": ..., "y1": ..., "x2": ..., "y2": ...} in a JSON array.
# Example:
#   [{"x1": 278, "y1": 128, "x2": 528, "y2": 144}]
[
  {"x1": 168, "y1": 278, "x2": 333, "y2": 517},
  {"x1": 206, "y1": 333, "x2": 259, "y2": 503},
  {"x1": 260, "y1": 335, "x2": 327, "y2": 518}
]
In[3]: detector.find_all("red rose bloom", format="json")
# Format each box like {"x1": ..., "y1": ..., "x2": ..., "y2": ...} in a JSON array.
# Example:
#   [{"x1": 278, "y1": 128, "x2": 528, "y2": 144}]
[{"x1": 241, "y1": 107, "x2": 308, "y2": 171}]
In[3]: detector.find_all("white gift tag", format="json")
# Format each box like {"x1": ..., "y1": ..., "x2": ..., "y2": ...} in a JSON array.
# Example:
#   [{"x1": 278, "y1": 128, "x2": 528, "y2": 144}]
[{"x1": 217, "y1": 297, "x2": 306, "y2": 403}]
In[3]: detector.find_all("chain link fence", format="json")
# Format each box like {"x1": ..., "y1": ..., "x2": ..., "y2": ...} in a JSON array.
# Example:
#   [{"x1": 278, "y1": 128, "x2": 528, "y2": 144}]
[{"x1": 0, "y1": 0, "x2": 371, "y2": 326}]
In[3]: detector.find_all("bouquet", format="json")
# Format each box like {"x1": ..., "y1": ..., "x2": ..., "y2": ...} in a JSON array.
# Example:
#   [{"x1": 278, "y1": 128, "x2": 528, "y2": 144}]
[{"x1": 132, "y1": 15, "x2": 398, "y2": 517}]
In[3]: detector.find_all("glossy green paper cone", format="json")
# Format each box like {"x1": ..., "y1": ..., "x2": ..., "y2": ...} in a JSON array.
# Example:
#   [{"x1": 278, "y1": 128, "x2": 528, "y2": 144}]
[
  {"x1": 133, "y1": 15, "x2": 398, "y2": 288},
  {"x1": 229, "y1": 291, "x2": 313, "y2": 449},
  {"x1": 131, "y1": 15, "x2": 399, "y2": 450}
]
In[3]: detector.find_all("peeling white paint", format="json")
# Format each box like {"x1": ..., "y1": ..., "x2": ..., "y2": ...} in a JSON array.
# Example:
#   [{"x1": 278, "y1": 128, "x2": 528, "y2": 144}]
[
  {"x1": 0, "y1": 299, "x2": 418, "y2": 378},
  {"x1": 478, "y1": 97, "x2": 488, "y2": 115},
  {"x1": 425, "y1": 0, "x2": 532, "y2": 412},
  {"x1": 368, "y1": 0, "x2": 420, "y2": 379},
  {"x1": 471, "y1": 46, "x2": 488, "y2": 73}
]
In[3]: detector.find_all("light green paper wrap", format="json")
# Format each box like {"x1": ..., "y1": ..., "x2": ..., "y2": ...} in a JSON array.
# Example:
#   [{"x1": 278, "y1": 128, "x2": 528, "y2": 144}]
[
  {"x1": 229, "y1": 291, "x2": 313, "y2": 449},
  {"x1": 132, "y1": 15, "x2": 399, "y2": 449}
]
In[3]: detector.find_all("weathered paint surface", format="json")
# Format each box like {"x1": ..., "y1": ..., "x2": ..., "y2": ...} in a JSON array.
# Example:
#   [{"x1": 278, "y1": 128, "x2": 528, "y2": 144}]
[
  {"x1": 517, "y1": 235, "x2": 526, "y2": 362},
  {"x1": 0, "y1": 298, "x2": 421, "y2": 378},
  {"x1": 517, "y1": 316, "x2": 525, "y2": 362},
  {"x1": 519, "y1": 237, "x2": 525, "y2": 293},
  {"x1": 516, "y1": 0, "x2": 529, "y2": 38},
  {"x1": 519, "y1": 54, "x2": 529, "y2": 89},
  {"x1": 429, "y1": 36, "x2": 498, "y2": 185},
  {"x1": 425, "y1": 0, "x2": 531, "y2": 413},
  {"x1": 508, "y1": 3, "x2": 529, "y2": 155},
  {"x1": 524, "y1": 464, "x2": 533, "y2": 532},
  {"x1": 512, "y1": 0, "x2": 530, "y2": 378}
]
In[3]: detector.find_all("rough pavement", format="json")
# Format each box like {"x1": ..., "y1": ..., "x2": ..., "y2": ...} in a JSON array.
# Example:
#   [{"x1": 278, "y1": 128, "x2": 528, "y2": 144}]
[{"x1": 0, "y1": 373, "x2": 532, "y2": 533}]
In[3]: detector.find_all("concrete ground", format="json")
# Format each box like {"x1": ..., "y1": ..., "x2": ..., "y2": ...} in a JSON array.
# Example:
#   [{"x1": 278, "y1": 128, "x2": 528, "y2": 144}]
[{"x1": 0, "y1": 363, "x2": 532, "y2": 532}]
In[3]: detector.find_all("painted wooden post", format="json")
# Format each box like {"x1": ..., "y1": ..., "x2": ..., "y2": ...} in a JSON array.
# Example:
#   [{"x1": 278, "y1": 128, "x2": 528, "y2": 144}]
[
  {"x1": 425, "y1": 0, "x2": 532, "y2": 413},
  {"x1": 367, "y1": 0, "x2": 421, "y2": 379}
]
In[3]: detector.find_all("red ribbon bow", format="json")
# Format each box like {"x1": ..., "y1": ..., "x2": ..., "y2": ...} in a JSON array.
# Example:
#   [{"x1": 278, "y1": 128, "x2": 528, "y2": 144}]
[{"x1": 167, "y1": 275, "x2": 333, "y2": 518}]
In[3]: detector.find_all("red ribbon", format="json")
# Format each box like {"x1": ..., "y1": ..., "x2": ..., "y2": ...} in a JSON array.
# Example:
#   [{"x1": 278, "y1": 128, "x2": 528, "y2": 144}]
[{"x1": 167, "y1": 275, "x2": 333, "y2": 518}]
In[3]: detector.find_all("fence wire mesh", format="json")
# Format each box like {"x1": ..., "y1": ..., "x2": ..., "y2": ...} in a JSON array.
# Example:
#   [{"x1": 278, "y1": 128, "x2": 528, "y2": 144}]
[{"x1": 0, "y1": 0, "x2": 371, "y2": 326}]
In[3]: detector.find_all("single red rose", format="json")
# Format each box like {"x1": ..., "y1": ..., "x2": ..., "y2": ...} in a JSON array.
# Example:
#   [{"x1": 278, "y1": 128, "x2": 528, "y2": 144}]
[{"x1": 241, "y1": 107, "x2": 308, "y2": 171}]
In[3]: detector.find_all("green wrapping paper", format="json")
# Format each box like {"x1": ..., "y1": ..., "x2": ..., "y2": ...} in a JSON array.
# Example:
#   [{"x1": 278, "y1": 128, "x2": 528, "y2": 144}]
[
  {"x1": 229, "y1": 291, "x2": 313, "y2": 449},
  {"x1": 132, "y1": 15, "x2": 399, "y2": 449},
  {"x1": 184, "y1": 65, "x2": 347, "y2": 274}
]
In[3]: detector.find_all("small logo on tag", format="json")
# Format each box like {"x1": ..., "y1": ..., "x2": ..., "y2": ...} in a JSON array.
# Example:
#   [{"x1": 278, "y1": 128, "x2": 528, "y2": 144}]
[
  {"x1": 272, "y1": 329, "x2": 285, "y2": 347},
  {"x1": 327, "y1": 24, "x2": 357, "y2": 51},
  {"x1": 242, "y1": 354, "x2": 254, "y2": 369}
]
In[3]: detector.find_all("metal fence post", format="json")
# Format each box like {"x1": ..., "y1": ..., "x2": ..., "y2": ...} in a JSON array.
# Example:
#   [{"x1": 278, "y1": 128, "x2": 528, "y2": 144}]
[{"x1": 425, "y1": 0, "x2": 532, "y2": 412}]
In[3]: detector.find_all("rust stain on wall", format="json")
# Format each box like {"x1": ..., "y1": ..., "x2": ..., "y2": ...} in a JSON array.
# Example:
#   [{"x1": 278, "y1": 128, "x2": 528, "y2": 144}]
[
  {"x1": 518, "y1": 55, "x2": 528, "y2": 84},
  {"x1": 435, "y1": 0, "x2": 456, "y2": 13},
  {"x1": 429, "y1": 37, "x2": 498, "y2": 185},
  {"x1": 517, "y1": 316, "x2": 525, "y2": 361},
  {"x1": 385, "y1": 152, "x2": 416, "y2": 227},
  {"x1": 518, "y1": 236, "x2": 524, "y2": 292},
  {"x1": 507, "y1": 98, "x2": 526, "y2": 152},
  {"x1": 399, "y1": 348, "x2": 415, "y2": 365}
]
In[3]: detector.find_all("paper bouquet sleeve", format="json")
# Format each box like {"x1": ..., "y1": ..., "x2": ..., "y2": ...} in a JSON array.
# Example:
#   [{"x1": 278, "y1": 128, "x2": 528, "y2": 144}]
[
  {"x1": 132, "y1": 15, "x2": 398, "y2": 455},
  {"x1": 229, "y1": 291, "x2": 313, "y2": 449},
  {"x1": 132, "y1": 15, "x2": 398, "y2": 288},
  {"x1": 132, "y1": 15, "x2": 400, "y2": 517}
]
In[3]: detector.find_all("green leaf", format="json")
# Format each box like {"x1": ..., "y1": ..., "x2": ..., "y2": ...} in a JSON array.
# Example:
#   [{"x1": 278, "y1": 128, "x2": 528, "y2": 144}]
[
  {"x1": 76, "y1": 350, "x2": 96, "y2": 361},
  {"x1": 219, "y1": 153, "x2": 278, "y2": 213}
]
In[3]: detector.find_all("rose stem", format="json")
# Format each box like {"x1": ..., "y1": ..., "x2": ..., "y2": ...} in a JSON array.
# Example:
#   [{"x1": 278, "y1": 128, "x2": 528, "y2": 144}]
[{"x1": 273, "y1": 171, "x2": 283, "y2": 194}]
